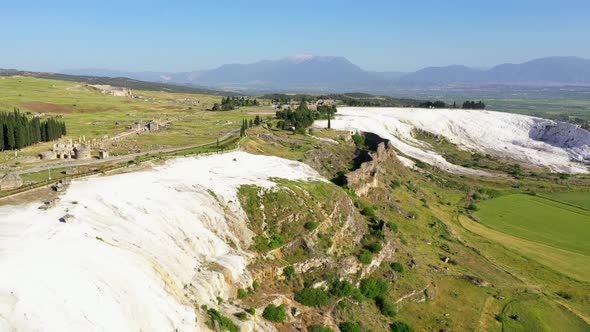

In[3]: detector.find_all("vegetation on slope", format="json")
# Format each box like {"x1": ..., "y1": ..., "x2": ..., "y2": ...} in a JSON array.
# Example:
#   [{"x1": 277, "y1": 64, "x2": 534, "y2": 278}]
[{"x1": 239, "y1": 124, "x2": 590, "y2": 331}]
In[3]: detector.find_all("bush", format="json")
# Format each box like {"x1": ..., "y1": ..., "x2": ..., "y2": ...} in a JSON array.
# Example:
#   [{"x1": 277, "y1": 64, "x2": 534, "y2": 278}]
[
  {"x1": 467, "y1": 202, "x2": 479, "y2": 211},
  {"x1": 308, "y1": 325, "x2": 333, "y2": 332},
  {"x1": 262, "y1": 304, "x2": 287, "y2": 323},
  {"x1": 247, "y1": 307, "x2": 255, "y2": 315},
  {"x1": 366, "y1": 242, "x2": 383, "y2": 253},
  {"x1": 358, "y1": 250, "x2": 373, "y2": 265},
  {"x1": 376, "y1": 296, "x2": 397, "y2": 318},
  {"x1": 330, "y1": 280, "x2": 364, "y2": 302},
  {"x1": 387, "y1": 222, "x2": 399, "y2": 233},
  {"x1": 252, "y1": 280, "x2": 260, "y2": 290},
  {"x1": 304, "y1": 221, "x2": 319, "y2": 230},
  {"x1": 339, "y1": 321, "x2": 362, "y2": 332},
  {"x1": 352, "y1": 132, "x2": 365, "y2": 147},
  {"x1": 237, "y1": 288, "x2": 248, "y2": 299},
  {"x1": 207, "y1": 309, "x2": 239, "y2": 332},
  {"x1": 360, "y1": 205, "x2": 377, "y2": 219},
  {"x1": 360, "y1": 278, "x2": 389, "y2": 299},
  {"x1": 557, "y1": 291, "x2": 572, "y2": 299},
  {"x1": 283, "y1": 265, "x2": 295, "y2": 279},
  {"x1": 234, "y1": 311, "x2": 248, "y2": 320},
  {"x1": 294, "y1": 288, "x2": 332, "y2": 307},
  {"x1": 390, "y1": 321, "x2": 415, "y2": 332},
  {"x1": 391, "y1": 262, "x2": 404, "y2": 273}
]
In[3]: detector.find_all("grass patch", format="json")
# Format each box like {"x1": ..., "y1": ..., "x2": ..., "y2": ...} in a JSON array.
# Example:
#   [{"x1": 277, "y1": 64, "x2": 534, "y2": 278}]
[{"x1": 473, "y1": 194, "x2": 590, "y2": 256}]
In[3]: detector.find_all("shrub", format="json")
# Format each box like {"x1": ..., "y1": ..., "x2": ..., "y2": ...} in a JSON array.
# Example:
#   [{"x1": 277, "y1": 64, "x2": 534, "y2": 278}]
[
  {"x1": 360, "y1": 278, "x2": 389, "y2": 299},
  {"x1": 237, "y1": 288, "x2": 248, "y2": 299},
  {"x1": 339, "y1": 321, "x2": 362, "y2": 332},
  {"x1": 247, "y1": 307, "x2": 255, "y2": 315},
  {"x1": 366, "y1": 242, "x2": 383, "y2": 253},
  {"x1": 283, "y1": 265, "x2": 295, "y2": 279},
  {"x1": 390, "y1": 321, "x2": 415, "y2": 332},
  {"x1": 358, "y1": 250, "x2": 373, "y2": 265},
  {"x1": 308, "y1": 324, "x2": 333, "y2": 332},
  {"x1": 390, "y1": 179, "x2": 401, "y2": 189},
  {"x1": 207, "y1": 309, "x2": 239, "y2": 332},
  {"x1": 352, "y1": 132, "x2": 365, "y2": 147},
  {"x1": 391, "y1": 262, "x2": 404, "y2": 273},
  {"x1": 234, "y1": 312, "x2": 248, "y2": 320},
  {"x1": 252, "y1": 280, "x2": 260, "y2": 290},
  {"x1": 467, "y1": 202, "x2": 479, "y2": 211},
  {"x1": 360, "y1": 205, "x2": 377, "y2": 219},
  {"x1": 330, "y1": 280, "x2": 364, "y2": 302},
  {"x1": 304, "y1": 221, "x2": 319, "y2": 230},
  {"x1": 376, "y1": 296, "x2": 397, "y2": 318},
  {"x1": 387, "y1": 222, "x2": 398, "y2": 233},
  {"x1": 557, "y1": 291, "x2": 572, "y2": 299},
  {"x1": 262, "y1": 304, "x2": 287, "y2": 323},
  {"x1": 294, "y1": 288, "x2": 331, "y2": 307}
]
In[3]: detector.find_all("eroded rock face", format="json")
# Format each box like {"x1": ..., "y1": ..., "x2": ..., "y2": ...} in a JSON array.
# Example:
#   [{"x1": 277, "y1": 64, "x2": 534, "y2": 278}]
[
  {"x1": 529, "y1": 120, "x2": 590, "y2": 163},
  {"x1": 346, "y1": 141, "x2": 397, "y2": 196}
]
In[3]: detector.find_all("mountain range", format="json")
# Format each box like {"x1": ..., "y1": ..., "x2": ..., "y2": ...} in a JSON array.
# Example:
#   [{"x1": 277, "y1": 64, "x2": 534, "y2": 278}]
[{"x1": 62, "y1": 55, "x2": 590, "y2": 93}]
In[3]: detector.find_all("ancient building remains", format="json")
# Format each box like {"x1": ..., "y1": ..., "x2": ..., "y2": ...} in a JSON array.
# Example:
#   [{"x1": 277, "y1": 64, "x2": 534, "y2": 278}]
[
  {"x1": 98, "y1": 150, "x2": 110, "y2": 159},
  {"x1": 0, "y1": 173, "x2": 23, "y2": 191},
  {"x1": 39, "y1": 138, "x2": 100, "y2": 160}
]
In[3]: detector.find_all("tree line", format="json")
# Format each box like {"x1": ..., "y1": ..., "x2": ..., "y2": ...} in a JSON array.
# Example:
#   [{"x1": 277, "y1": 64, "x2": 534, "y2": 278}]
[
  {"x1": 240, "y1": 115, "x2": 263, "y2": 137},
  {"x1": 0, "y1": 109, "x2": 67, "y2": 150},
  {"x1": 275, "y1": 102, "x2": 336, "y2": 132},
  {"x1": 417, "y1": 100, "x2": 486, "y2": 110},
  {"x1": 213, "y1": 96, "x2": 259, "y2": 111}
]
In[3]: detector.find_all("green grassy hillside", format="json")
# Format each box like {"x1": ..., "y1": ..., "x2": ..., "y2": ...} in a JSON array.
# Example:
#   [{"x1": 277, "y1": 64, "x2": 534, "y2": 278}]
[{"x1": 473, "y1": 194, "x2": 590, "y2": 256}]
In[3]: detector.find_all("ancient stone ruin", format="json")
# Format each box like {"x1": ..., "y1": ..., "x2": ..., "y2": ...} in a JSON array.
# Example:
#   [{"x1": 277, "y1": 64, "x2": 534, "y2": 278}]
[
  {"x1": 0, "y1": 173, "x2": 24, "y2": 191},
  {"x1": 39, "y1": 137, "x2": 109, "y2": 161}
]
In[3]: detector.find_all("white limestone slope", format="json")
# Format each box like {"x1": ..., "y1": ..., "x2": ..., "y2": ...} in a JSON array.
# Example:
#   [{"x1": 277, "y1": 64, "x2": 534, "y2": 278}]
[
  {"x1": 0, "y1": 151, "x2": 324, "y2": 331},
  {"x1": 316, "y1": 107, "x2": 590, "y2": 174}
]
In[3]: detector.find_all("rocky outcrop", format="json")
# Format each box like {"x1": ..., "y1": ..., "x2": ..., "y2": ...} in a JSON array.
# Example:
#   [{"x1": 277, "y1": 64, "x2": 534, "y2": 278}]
[
  {"x1": 346, "y1": 139, "x2": 397, "y2": 196},
  {"x1": 529, "y1": 120, "x2": 590, "y2": 164},
  {"x1": 0, "y1": 173, "x2": 23, "y2": 191}
]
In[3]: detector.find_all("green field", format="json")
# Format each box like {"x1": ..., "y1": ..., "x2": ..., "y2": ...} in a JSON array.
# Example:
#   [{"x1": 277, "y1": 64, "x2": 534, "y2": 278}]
[
  {"x1": 500, "y1": 296, "x2": 589, "y2": 332},
  {"x1": 0, "y1": 76, "x2": 270, "y2": 169},
  {"x1": 541, "y1": 192, "x2": 590, "y2": 210},
  {"x1": 473, "y1": 194, "x2": 590, "y2": 256}
]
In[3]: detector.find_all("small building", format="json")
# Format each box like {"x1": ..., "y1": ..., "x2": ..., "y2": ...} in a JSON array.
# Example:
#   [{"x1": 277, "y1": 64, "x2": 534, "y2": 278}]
[
  {"x1": 146, "y1": 121, "x2": 159, "y2": 132},
  {"x1": 98, "y1": 150, "x2": 110, "y2": 159}
]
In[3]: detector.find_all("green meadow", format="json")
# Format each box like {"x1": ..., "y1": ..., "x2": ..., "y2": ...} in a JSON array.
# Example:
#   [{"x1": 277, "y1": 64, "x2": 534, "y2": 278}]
[
  {"x1": 541, "y1": 191, "x2": 590, "y2": 210},
  {"x1": 473, "y1": 194, "x2": 590, "y2": 256}
]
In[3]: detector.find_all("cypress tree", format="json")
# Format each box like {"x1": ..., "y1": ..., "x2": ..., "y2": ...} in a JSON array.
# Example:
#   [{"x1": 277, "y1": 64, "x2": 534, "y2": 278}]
[{"x1": 0, "y1": 120, "x2": 4, "y2": 150}]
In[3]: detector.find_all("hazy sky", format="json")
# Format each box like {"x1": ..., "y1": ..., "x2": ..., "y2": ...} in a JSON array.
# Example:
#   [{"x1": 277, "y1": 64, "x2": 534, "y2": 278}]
[{"x1": 2, "y1": 0, "x2": 589, "y2": 72}]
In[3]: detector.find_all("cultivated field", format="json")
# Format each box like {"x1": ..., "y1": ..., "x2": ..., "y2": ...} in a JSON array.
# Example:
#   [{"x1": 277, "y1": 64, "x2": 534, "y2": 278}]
[
  {"x1": 541, "y1": 191, "x2": 590, "y2": 210},
  {"x1": 473, "y1": 194, "x2": 590, "y2": 256}
]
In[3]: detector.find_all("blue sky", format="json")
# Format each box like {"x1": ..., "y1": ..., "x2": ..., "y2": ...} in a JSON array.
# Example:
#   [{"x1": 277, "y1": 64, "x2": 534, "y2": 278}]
[{"x1": 1, "y1": 0, "x2": 589, "y2": 72}]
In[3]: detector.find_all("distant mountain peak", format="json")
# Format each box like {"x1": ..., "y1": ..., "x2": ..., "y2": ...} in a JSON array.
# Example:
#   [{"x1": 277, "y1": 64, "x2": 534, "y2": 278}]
[{"x1": 286, "y1": 54, "x2": 318, "y2": 62}]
